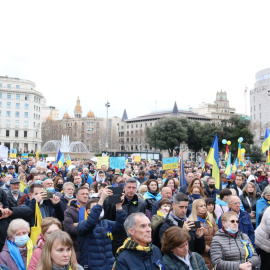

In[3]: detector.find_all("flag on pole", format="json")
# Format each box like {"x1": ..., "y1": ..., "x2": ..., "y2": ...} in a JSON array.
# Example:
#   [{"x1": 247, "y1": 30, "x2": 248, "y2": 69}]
[
  {"x1": 125, "y1": 156, "x2": 128, "y2": 164},
  {"x1": 232, "y1": 157, "x2": 238, "y2": 172},
  {"x1": 205, "y1": 134, "x2": 220, "y2": 189},
  {"x1": 262, "y1": 127, "x2": 270, "y2": 153},
  {"x1": 58, "y1": 154, "x2": 65, "y2": 168},
  {"x1": 224, "y1": 144, "x2": 229, "y2": 167},
  {"x1": 35, "y1": 146, "x2": 39, "y2": 163},
  {"x1": 56, "y1": 150, "x2": 62, "y2": 163},
  {"x1": 237, "y1": 142, "x2": 244, "y2": 168},
  {"x1": 179, "y1": 150, "x2": 186, "y2": 187},
  {"x1": 66, "y1": 154, "x2": 71, "y2": 166},
  {"x1": 267, "y1": 148, "x2": 270, "y2": 165},
  {"x1": 225, "y1": 152, "x2": 231, "y2": 176}
]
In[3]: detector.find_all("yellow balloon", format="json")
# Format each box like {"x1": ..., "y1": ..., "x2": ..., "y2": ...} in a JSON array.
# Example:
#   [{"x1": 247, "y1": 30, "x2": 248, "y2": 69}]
[
  {"x1": 241, "y1": 148, "x2": 245, "y2": 153},
  {"x1": 227, "y1": 141, "x2": 231, "y2": 145}
]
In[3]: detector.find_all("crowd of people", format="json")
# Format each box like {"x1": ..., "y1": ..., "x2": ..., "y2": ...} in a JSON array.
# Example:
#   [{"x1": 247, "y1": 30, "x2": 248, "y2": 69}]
[{"x1": 0, "y1": 157, "x2": 269, "y2": 269}]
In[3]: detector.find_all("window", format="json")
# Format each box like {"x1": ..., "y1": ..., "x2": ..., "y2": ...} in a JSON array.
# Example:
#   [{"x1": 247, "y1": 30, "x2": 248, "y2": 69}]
[
  {"x1": 254, "y1": 114, "x2": 256, "y2": 120},
  {"x1": 254, "y1": 96, "x2": 255, "y2": 102},
  {"x1": 16, "y1": 103, "x2": 20, "y2": 109},
  {"x1": 7, "y1": 84, "x2": 11, "y2": 88},
  {"x1": 6, "y1": 120, "x2": 10, "y2": 126},
  {"x1": 25, "y1": 95, "x2": 29, "y2": 100},
  {"x1": 24, "y1": 112, "x2": 28, "y2": 118},
  {"x1": 259, "y1": 104, "x2": 261, "y2": 110},
  {"x1": 254, "y1": 105, "x2": 255, "y2": 111},
  {"x1": 16, "y1": 94, "x2": 20, "y2": 100},
  {"x1": 6, "y1": 111, "x2": 10, "y2": 117},
  {"x1": 16, "y1": 85, "x2": 20, "y2": 89},
  {"x1": 24, "y1": 121, "x2": 28, "y2": 127},
  {"x1": 24, "y1": 104, "x2": 29, "y2": 109},
  {"x1": 6, "y1": 130, "x2": 9, "y2": 137},
  {"x1": 7, "y1": 93, "x2": 11, "y2": 99},
  {"x1": 260, "y1": 113, "x2": 261, "y2": 119},
  {"x1": 15, "y1": 130, "x2": 18, "y2": 137},
  {"x1": 250, "y1": 106, "x2": 252, "y2": 112},
  {"x1": 15, "y1": 111, "x2": 19, "y2": 117},
  {"x1": 15, "y1": 120, "x2": 19, "y2": 126},
  {"x1": 6, "y1": 102, "x2": 11, "y2": 108},
  {"x1": 24, "y1": 131, "x2": 27, "y2": 138}
]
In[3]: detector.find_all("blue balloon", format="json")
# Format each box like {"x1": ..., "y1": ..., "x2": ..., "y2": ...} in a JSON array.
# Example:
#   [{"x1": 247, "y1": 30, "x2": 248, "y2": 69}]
[
  {"x1": 239, "y1": 137, "x2": 243, "y2": 142},
  {"x1": 222, "y1": 139, "x2": 227, "y2": 144}
]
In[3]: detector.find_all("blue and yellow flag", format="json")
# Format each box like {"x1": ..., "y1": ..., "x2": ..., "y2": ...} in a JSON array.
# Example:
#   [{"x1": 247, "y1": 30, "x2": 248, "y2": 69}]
[
  {"x1": 66, "y1": 154, "x2": 71, "y2": 167},
  {"x1": 205, "y1": 134, "x2": 220, "y2": 189},
  {"x1": 225, "y1": 152, "x2": 231, "y2": 176},
  {"x1": 56, "y1": 150, "x2": 62, "y2": 163},
  {"x1": 58, "y1": 154, "x2": 65, "y2": 168},
  {"x1": 237, "y1": 142, "x2": 244, "y2": 168},
  {"x1": 232, "y1": 157, "x2": 238, "y2": 172},
  {"x1": 262, "y1": 127, "x2": 270, "y2": 153}
]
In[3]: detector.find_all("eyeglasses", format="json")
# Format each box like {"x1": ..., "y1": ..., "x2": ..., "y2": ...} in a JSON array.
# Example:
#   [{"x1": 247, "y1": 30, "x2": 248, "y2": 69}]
[{"x1": 228, "y1": 220, "x2": 239, "y2": 224}]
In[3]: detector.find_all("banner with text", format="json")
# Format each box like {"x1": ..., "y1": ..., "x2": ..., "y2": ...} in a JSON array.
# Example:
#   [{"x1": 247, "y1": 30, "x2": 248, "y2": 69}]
[
  {"x1": 162, "y1": 157, "x2": 179, "y2": 170},
  {"x1": 97, "y1": 156, "x2": 109, "y2": 169},
  {"x1": 110, "y1": 157, "x2": 126, "y2": 169}
]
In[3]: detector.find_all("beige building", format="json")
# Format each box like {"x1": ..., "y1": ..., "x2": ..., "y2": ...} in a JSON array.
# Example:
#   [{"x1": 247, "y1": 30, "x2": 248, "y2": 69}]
[
  {"x1": 42, "y1": 106, "x2": 60, "y2": 122},
  {"x1": 41, "y1": 97, "x2": 120, "y2": 153},
  {"x1": 190, "y1": 91, "x2": 236, "y2": 125}
]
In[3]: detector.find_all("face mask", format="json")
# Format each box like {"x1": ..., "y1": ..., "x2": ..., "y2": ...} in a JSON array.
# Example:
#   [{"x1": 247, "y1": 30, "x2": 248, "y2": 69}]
[
  {"x1": 35, "y1": 180, "x2": 41, "y2": 184},
  {"x1": 46, "y1": 187, "x2": 55, "y2": 193},
  {"x1": 97, "y1": 178, "x2": 105, "y2": 183},
  {"x1": 158, "y1": 184, "x2": 162, "y2": 188},
  {"x1": 209, "y1": 184, "x2": 215, "y2": 189},
  {"x1": 12, "y1": 190, "x2": 19, "y2": 194},
  {"x1": 6, "y1": 181, "x2": 10, "y2": 186},
  {"x1": 75, "y1": 183, "x2": 81, "y2": 188},
  {"x1": 99, "y1": 209, "x2": 104, "y2": 220},
  {"x1": 57, "y1": 184, "x2": 63, "y2": 189},
  {"x1": 65, "y1": 194, "x2": 73, "y2": 199},
  {"x1": 226, "y1": 226, "x2": 238, "y2": 234},
  {"x1": 191, "y1": 194, "x2": 201, "y2": 199},
  {"x1": 162, "y1": 206, "x2": 170, "y2": 211},
  {"x1": 14, "y1": 234, "x2": 29, "y2": 247}
]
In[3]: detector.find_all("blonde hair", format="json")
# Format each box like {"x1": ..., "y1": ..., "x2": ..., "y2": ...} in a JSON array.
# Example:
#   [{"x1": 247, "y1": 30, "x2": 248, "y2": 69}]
[
  {"x1": 36, "y1": 231, "x2": 77, "y2": 270},
  {"x1": 189, "y1": 199, "x2": 214, "y2": 225},
  {"x1": 7, "y1": 219, "x2": 30, "y2": 237},
  {"x1": 40, "y1": 217, "x2": 62, "y2": 235},
  {"x1": 221, "y1": 211, "x2": 238, "y2": 222},
  {"x1": 242, "y1": 182, "x2": 256, "y2": 198}
]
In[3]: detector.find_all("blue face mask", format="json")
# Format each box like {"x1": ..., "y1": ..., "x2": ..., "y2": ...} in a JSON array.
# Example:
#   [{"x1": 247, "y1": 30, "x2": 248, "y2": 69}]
[
  {"x1": 65, "y1": 194, "x2": 73, "y2": 199},
  {"x1": 191, "y1": 194, "x2": 201, "y2": 199},
  {"x1": 14, "y1": 234, "x2": 29, "y2": 247},
  {"x1": 226, "y1": 227, "x2": 238, "y2": 234},
  {"x1": 46, "y1": 187, "x2": 55, "y2": 193},
  {"x1": 35, "y1": 180, "x2": 41, "y2": 184},
  {"x1": 12, "y1": 190, "x2": 19, "y2": 194}
]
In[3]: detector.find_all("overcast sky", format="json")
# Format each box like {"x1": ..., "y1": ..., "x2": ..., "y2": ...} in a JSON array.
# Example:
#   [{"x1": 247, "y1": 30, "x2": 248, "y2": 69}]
[{"x1": 1, "y1": 1, "x2": 270, "y2": 120}]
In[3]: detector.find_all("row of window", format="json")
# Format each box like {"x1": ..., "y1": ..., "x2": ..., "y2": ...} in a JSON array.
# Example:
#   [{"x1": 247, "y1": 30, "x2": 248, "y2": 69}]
[
  {"x1": 2, "y1": 111, "x2": 29, "y2": 118},
  {"x1": 125, "y1": 122, "x2": 153, "y2": 129},
  {"x1": 250, "y1": 104, "x2": 262, "y2": 113},
  {"x1": 256, "y1": 73, "x2": 270, "y2": 82},
  {"x1": 4, "y1": 120, "x2": 29, "y2": 127},
  {"x1": 250, "y1": 113, "x2": 262, "y2": 121},
  {"x1": 0, "y1": 84, "x2": 20, "y2": 89},
  {"x1": 0, "y1": 93, "x2": 29, "y2": 100},
  {"x1": 0, "y1": 102, "x2": 29, "y2": 109},
  {"x1": 6, "y1": 130, "x2": 28, "y2": 138}
]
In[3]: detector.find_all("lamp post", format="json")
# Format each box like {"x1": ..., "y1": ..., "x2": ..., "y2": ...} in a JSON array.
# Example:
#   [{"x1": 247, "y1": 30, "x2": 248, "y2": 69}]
[{"x1": 105, "y1": 101, "x2": 110, "y2": 154}]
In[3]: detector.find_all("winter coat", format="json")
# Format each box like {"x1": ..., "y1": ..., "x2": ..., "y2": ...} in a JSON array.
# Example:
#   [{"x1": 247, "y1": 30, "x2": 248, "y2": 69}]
[
  {"x1": 63, "y1": 201, "x2": 80, "y2": 259},
  {"x1": 77, "y1": 204, "x2": 126, "y2": 270},
  {"x1": 159, "y1": 213, "x2": 205, "y2": 254},
  {"x1": 0, "y1": 188, "x2": 8, "y2": 209},
  {"x1": 211, "y1": 229, "x2": 260, "y2": 269},
  {"x1": 28, "y1": 246, "x2": 42, "y2": 270},
  {"x1": 6, "y1": 190, "x2": 24, "y2": 208},
  {"x1": 115, "y1": 244, "x2": 166, "y2": 270},
  {"x1": 0, "y1": 240, "x2": 35, "y2": 270},
  {"x1": 163, "y1": 252, "x2": 208, "y2": 270},
  {"x1": 144, "y1": 191, "x2": 162, "y2": 212},
  {"x1": 204, "y1": 186, "x2": 220, "y2": 200},
  {"x1": 151, "y1": 211, "x2": 165, "y2": 233},
  {"x1": 151, "y1": 200, "x2": 160, "y2": 216},
  {"x1": 258, "y1": 180, "x2": 268, "y2": 193},
  {"x1": 215, "y1": 198, "x2": 229, "y2": 220},
  {"x1": 240, "y1": 192, "x2": 260, "y2": 214},
  {"x1": 179, "y1": 183, "x2": 188, "y2": 194},
  {"x1": 255, "y1": 206, "x2": 270, "y2": 253},
  {"x1": 218, "y1": 210, "x2": 255, "y2": 246}
]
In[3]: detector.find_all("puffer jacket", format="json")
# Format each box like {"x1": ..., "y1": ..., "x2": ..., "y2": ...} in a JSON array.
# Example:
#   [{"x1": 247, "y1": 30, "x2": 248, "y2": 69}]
[
  {"x1": 77, "y1": 204, "x2": 126, "y2": 270},
  {"x1": 211, "y1": 229, "x2": 260, "y2": 269},
  {"x1": 163, "y1": 251, "x2": 208, "y2": 270},
  {"x1": 255, "y1": 206, "x2": 270, "y2": 253}
]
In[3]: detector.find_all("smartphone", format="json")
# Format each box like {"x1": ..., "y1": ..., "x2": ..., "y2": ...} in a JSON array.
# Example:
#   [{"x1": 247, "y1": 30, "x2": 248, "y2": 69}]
[
  {"x1": 108, "y1": 187, "x2": 123, "y2": 204},
  {"x1": 46, "y1": 192, "x2": 53, "y2": 199},
  {"x1": 188, "y1": 221, "x2": 201, "y2": 228}
]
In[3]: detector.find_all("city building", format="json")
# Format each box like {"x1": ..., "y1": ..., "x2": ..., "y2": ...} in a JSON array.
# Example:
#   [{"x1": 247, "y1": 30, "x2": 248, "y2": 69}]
[
  {"x1": 190, "y1": 90, "x2": 236, "y2": 125},
  {"x1": 42, "y1": 106, "x2": 60, "y2": 122},
  {"x1": 250, "y1": 67, "x2": 270, "y2": 145},
  {"x1": 41, "y1": 97, "x2": 120, "y2": 153},
  {"x1": 0, "y1": 76, "x2": 44, "y2": 152},
  {"x1": 118, "y1": 102, "x2": 211, "y2": 158}
]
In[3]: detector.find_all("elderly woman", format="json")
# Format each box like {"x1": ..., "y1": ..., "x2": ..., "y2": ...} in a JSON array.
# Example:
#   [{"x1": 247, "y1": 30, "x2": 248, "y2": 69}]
[
  {"x1": 211, "y1": 211, "x2": 260, "y2": 269},
  {"x1": 256, "y1": 186, "x2": 270, "y2": 227},
  {"x1": 189, "y1": 199, "x2": 218, "y2": 269},
  {"x1": 0, "y1": 218, "x2": 35, "y2": 270},
  {"x1": 36, "y1": 230, "x2": 83, "y2": 270},
  {"x1": 28, "y1": 217, "x2": 62, "y2": 270},
  {"x1": 162, "y1": 226, "x2": 208, "y2": 270}
]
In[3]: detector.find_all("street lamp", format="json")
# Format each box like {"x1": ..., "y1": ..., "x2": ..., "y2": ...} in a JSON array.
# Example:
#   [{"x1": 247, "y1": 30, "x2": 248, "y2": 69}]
[{"x1": 105, "y1": 101, "x2": 110, "y2": 154}]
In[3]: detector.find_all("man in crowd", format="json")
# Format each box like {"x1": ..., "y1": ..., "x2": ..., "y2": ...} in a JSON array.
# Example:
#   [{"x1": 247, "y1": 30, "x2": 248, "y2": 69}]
[
  {"x1": 60, "y1": 182, "x2": 75, "y2": 211},
  {"x1": 81, "y1": 167, "x2": 93, "y2": 186},
  {"x1": 204, "y1": 177, "x2": 220, "y2": 200},
  {"x1": 6, "y1": 178, "x2": 24, "y2": 208},
  {"x1": 151, "y1": 187, "x2": 172, "y2": 215},
  {"x1": 179, "y1": 172, "x2": 194, "y2": 194},
  {"x1": 134, "y1": 170, "x2": 148, "y2": 184},
  {"x1": 6, "y1": 165, "x2": 18, "y2": 178},
  {"x1": 66, "y1": 168, "x2": 78, "y2": 183}
]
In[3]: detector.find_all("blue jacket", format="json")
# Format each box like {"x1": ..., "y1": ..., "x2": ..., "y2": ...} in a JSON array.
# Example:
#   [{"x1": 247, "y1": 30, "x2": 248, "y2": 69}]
[
  {"x1": 77, "y1": 204, "x2": 126, "y2": 270},
  {"x1": 115, "y1": 245, "x2": 166, "y2": 270},
  {"x1": 81, "y1": 174, "x2": 93, "y2": 186},
  {"x1": 218, "y1": 210, "x2": 255, "y2": 245}
]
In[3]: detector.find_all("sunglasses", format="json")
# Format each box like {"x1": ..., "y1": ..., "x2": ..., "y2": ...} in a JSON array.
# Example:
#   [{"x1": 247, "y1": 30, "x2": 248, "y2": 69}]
[{"x1": 229, "y1": 220, "x2": 239, "y2": 224}]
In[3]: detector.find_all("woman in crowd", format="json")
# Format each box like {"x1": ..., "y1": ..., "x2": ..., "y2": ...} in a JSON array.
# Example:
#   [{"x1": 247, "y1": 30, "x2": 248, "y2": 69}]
[
  {"x1": 28, "y1": 217, "x2": 62, "y2": 270},
  {"x1": 256, "y1": 186, "x2": 270, "y2": 227},
  {"x1": 211, "y1": 211, "x2": 260, "y2": 269},
  {"x1": 138, "y1": 185, "x2": 147, "y2": 198},
  {"x1": 205, "y1": 197, "x2": 217, "y2": 223},
  {"x1": 151, "y1": 198, "x2": 171, "y2": 233},
  {"x1": 144, "y1": 180, "x2": 161, "y2": 212},
  {"x1": 189, "y1": 199, "x2": 218, "y2": 269},
  {"x1": 187, "y1": 186, "x2": 205, "y2": 213},
  {"x1": 58, "y1": 165, "x2": 68, "y2": 180},
  {"x1": 186, "y1": 178, "x2": 205, "y2": 195},
  {"x1": 111, "y1": 175, "x2": 124, "y2": 187},
  {"x1": 255, "y1": 206, "x2": 270, "y2": 270},
  {"x1": 36, "y1": 230, "x2": 83, "y2": 270},
  {"x1": 53, "y1": 177, "x2": 64, "y2": 192},
  {"x1": 162, "y1": 226, "x2": 208, "y2": 270},
  {"x1": 0, "y1": 219, "x2": 35, "y2": 270},
  {"x1": 215, "y1": 188, "x2": 232, "y2": 220},
  {"x1": 240, "y1": 182, "x2": 260, "y2": 227},
  {"x1": 162, "y1": 177, "x2": 177, "y2": 195}
]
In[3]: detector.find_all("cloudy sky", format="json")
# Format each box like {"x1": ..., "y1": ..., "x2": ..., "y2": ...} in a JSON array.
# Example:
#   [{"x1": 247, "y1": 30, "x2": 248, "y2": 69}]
[{"x1": 1, "y1": 1, "x2": 270, "y2": 120}]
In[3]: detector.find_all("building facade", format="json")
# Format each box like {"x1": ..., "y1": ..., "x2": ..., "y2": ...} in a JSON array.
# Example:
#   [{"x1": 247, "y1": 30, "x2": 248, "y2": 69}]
[
  {"x1": 0, "y1": 76, "x2": 44, "y2": 152},
  {"x1": 42, "y1": 106, "x2": 59, "y2": 122},
  {"x1": 250, "y1": 68, "x2": 270, "y2": 145},
  {"x1": 41, "y1": 97, "x2": 120, "y2": 153},
  {"x1": 190, "y1": 90, "x2": 236, "y2": 125}
]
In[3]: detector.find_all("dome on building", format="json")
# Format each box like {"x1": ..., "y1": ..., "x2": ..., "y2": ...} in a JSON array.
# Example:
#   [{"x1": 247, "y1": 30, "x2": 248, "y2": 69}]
[
  {"x1": 63, "y1": 111, "x2": 70, "y2": 119},
  {"x1": 87, "y1": 110, "x2": 95, "y2": 118},
  {"x1": 74, "y1": 96, "x2": 82, "y2": 118}
]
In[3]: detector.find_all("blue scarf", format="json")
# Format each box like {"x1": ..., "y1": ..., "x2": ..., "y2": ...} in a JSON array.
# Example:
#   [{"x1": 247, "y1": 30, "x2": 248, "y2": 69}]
[
  {"x1": 144, "y1": 191, "x2": 162, "y2": 201},
  {"x1": 197, "y1": 216, "x2": 213, "y2": 228},
  {"x1": 7, "y1": 240, "x2": 26, "y2": 270},
  {"x1": 241, "y1": 239, "x2": 254, "y2": 261}
]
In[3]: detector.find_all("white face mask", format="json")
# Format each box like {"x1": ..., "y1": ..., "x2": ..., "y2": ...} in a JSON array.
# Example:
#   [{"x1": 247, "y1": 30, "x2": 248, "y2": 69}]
[{"x1": 162, "y1": 206, "x2": 170, "y2": 211}]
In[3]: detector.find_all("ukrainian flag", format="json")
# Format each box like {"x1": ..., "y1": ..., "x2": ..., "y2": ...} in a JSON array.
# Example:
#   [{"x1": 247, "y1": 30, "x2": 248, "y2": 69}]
[
  {"x1": 237, "y1": 142, "x2": 244, "y2": 168},
  {"x1": 56, "y1": 150, "x2": 62, "y2": 163},
  {"x1": 225, "y1": 152, "x2": 231, "y2": 176},
  {"x1": 66, "y1": 154, "x2": 71, "y2": 166},
  {"x1": 262, "y1": 127, "x2": 270, "y2": 153},
  {"x1": 205, "y1": 134, "x2": 220, "y2": 189},
  {"x1": 232, "y1": 157, "x2": 238, "y2": 172},
  {"x1": 58, "y1": 154, "x2": 65, "y2": 168}
]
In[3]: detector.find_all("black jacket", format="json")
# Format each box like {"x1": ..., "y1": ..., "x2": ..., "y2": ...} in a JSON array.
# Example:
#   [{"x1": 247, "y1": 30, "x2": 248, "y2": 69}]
[
  {"x1": 240, "y1": 191, "x2": 260, "y2": 214},
  {"x1": 6, "y1": 190, "x2": 24, "y2": 208},
  {"x1": 204, "y1": 186, "x2": 220, "y2": 200},
  {"x1": 0, "y1": 188, "x2": 8, "y2": 209},
  {"x1": 179, "y1": 184, "x2": 188, "y2": 194},
  {"x1": 159, "y1": 213, "x2": 205, "y2": 254}
]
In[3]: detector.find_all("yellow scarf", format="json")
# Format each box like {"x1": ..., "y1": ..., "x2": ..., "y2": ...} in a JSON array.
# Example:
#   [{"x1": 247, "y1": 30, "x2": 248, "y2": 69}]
[{"x1": 26, "y1": 238, "x2": 34, "y2": 269}]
